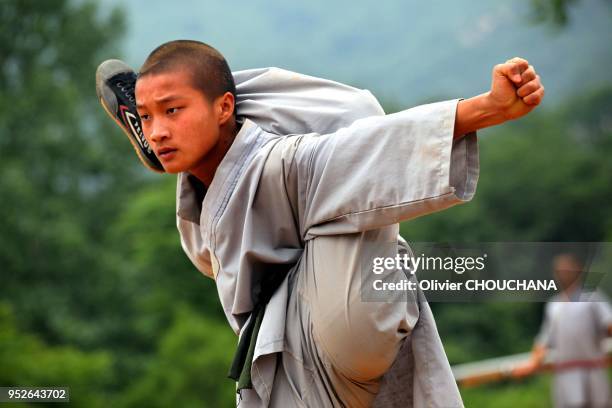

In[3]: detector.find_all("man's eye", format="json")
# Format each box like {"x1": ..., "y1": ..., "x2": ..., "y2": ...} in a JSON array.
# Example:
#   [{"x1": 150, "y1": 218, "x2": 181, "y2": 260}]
[
  {"x1": 167, "y1": 107, "x2": 181, "y2": 115},
  {"x1": 139, "y1": 113, "x2": 150, "y2": 121}
]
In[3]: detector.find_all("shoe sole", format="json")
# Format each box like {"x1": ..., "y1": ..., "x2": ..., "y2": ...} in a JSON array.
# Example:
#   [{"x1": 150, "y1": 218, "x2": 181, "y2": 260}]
[{"x1": 96, "y1": 60, "x2": 164, "y2": 173}]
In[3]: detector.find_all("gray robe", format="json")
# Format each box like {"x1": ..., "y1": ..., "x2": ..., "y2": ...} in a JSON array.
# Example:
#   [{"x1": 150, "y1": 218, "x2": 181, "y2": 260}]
[
  {"x1": 536, "y1": 291, "x2": 611, "y2": 407},
  {"x1": 176, "y1": 67, "x2": 479, "y2": 407}
]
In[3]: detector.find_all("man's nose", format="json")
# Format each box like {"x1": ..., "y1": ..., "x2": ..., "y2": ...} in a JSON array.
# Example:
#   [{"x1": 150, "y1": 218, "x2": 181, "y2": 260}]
[{"x1": 149, "y1": 121, "x2": 170, "y2": 144}]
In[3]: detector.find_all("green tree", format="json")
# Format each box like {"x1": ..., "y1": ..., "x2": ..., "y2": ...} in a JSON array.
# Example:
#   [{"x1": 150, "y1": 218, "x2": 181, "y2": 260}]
[
  {"x1": 118, "y1": 305, "x2": 236, "y2": 408},
  {"x1": 0, "y1": 0, "x2": 138, "y2": 347},
  {"x1": 0, "y1": 0, "x2": 147, "y2": 401},
  {"x1": 0, "y1": 303, "x2": 114, "y2": 407}
]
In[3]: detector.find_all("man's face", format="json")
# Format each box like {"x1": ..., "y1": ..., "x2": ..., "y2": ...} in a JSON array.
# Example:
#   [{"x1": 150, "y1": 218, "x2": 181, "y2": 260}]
[
  {"x1": 553, "y1": 256, "x2": 583, "y2": 291},
  {"x1": 135, "y1": 69, "x2": 220, "y2": 174}
]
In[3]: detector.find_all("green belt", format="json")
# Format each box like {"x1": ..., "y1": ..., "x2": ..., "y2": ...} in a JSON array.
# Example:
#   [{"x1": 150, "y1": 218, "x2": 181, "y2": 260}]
[
  {"x1": 227, "y1": 303, "x2": 265, "y2": 390},
  {"x1": 227, "y1": 269, "x2": 288, "y2": 392}
]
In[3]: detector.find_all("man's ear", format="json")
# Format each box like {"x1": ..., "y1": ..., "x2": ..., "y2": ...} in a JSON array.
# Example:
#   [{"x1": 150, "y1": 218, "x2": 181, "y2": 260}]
[{"x1": 217, "y1": 92, "x2": 235, "y2": 126}]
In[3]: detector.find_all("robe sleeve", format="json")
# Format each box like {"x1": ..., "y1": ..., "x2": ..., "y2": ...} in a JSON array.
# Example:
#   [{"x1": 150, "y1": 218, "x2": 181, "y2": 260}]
[{"x1": 288, "y1": 98, "x2": 479, "y2": 239}]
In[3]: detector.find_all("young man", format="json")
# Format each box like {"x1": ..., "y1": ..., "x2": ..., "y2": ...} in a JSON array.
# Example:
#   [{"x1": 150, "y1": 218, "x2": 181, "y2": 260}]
[{"x1": 97, "y1": 40, "x2": 544, "y2": 407}]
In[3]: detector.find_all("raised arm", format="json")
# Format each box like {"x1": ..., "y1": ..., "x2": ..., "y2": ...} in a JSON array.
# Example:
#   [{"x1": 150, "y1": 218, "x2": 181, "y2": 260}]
[{"x1": 283, "y1": 57, "x2": 544, "y2": 238}]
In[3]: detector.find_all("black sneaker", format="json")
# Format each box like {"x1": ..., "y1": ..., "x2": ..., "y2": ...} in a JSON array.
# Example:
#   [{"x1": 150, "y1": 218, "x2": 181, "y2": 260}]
[{"x1": 96, "y1": 59, "x2": 164, "y2": 173}]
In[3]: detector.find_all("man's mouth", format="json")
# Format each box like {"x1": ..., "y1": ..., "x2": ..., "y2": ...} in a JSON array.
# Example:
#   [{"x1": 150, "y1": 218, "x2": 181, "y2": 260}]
[{"x1": 157, "y1": 147, "x2": 178, "y2": 160}]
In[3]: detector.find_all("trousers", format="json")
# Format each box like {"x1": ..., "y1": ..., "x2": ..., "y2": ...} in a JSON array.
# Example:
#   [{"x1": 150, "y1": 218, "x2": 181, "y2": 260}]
[{"x1": 263, "y1": 224, "x2": 461, "y2": 407}]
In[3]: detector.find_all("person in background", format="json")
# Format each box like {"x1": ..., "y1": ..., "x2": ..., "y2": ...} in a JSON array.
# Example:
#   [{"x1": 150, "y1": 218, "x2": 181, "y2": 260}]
[{"x1": 514, "y1": 253, "x2": 612, "y2": 408}]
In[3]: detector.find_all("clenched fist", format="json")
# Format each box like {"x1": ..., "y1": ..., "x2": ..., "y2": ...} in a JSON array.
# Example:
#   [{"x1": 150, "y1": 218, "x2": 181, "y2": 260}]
[
  {"x1": 454, "y1": 57, "x2": 545, "y2": 138},
  {"x1": 489, "y1": 57, "x2": 545, "y2": 120}
]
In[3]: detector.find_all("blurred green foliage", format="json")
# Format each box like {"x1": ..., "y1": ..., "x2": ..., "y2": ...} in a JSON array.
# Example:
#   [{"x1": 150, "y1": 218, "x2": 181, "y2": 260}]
[
  {"x1": 0, "y1": 0, "x2": 610, "y2": 407},
  {"x1": 530, "y1": 0, "x2": 580, "y2": 26},
  {"x1": 0, "y1": 303, "x2": 114, "y2": 407},
  {"x1": 117, "y1": 306, "x2": 235, "y2": 408},
  {"x1": 0, "y1": 0, "x2": 233, "y2": 406}
]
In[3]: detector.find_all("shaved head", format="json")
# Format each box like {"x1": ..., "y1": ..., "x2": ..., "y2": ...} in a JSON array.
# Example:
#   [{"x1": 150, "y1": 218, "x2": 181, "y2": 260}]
[{"x1": 138, "y1": 40, "x2": 236, "y2": 106}]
